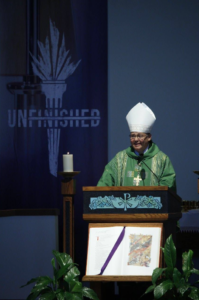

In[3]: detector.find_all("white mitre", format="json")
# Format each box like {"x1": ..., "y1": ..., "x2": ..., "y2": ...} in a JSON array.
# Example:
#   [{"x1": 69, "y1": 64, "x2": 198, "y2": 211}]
[{"x1": 126, "y1": 102, "x2": 156, "y2": 133}]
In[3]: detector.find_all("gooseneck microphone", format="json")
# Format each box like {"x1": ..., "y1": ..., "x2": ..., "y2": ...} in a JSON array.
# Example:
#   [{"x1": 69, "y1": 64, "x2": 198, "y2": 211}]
[{"x1": 138, "y1": 155, "x2": 160, "y2": 186}]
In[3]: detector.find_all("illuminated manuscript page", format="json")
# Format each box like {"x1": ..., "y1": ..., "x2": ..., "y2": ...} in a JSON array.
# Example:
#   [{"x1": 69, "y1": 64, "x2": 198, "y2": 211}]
[{"x1": 86, "y1": 226, "x2": 161, "y2": 276}]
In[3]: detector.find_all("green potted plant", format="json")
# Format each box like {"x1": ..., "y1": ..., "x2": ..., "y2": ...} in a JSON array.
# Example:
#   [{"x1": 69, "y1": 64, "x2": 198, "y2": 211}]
[
  {"x1": 144, "y1": 235, "x2": 199, "y2": 299},
  {"x1": 21, "y1": 250, "x2": 99, "y2": 300}
]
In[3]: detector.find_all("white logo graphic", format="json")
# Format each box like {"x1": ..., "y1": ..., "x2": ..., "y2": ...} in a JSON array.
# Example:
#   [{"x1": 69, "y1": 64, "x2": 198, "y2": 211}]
[
  {"x1": 30, "y1": 19, "x2": 80, "y2": 177},
  {"x1": 8, "y1": 20, "x2": 101, "y2": 177}
]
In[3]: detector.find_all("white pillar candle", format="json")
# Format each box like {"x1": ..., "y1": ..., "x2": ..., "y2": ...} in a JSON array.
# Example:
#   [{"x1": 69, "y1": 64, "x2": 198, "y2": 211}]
[{"x1": 63, "y1": 152, "x2": 73, "y2": 172}]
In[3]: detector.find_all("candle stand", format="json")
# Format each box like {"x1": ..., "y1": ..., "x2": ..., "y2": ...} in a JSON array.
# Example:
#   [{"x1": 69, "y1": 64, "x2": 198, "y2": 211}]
[{"x1": 58, "y1": 171, "x2": 80, "y2": 260}]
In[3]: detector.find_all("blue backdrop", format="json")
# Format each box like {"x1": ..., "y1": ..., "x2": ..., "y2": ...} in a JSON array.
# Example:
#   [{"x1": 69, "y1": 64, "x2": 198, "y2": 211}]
[
  {"x1": 108, "y1": 0, "x2": 199, "y2": 202},
  {"x1": 0, "y1": 0, "x2": 107, "y2": 274}
]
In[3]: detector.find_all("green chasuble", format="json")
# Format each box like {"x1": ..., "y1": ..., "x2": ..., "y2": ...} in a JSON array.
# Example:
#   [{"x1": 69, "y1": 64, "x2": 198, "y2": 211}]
[{"x1": 97, "y1": 142, "x2": 176, "y2": 192}]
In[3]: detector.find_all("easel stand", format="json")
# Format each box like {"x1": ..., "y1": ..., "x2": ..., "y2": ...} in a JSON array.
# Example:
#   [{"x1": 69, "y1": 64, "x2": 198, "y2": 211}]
[
  {"x1": 58, "y1": 171, "x2": 80, "y2": 260},
  {"x1": 82, "y1": 186, "x2": 182, "y2": 300}
]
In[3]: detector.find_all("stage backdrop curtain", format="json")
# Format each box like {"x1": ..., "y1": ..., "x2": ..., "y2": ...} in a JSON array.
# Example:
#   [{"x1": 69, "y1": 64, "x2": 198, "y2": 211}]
[{"x1": 0, "y1": 0, "x2": 107, "y2": 273}]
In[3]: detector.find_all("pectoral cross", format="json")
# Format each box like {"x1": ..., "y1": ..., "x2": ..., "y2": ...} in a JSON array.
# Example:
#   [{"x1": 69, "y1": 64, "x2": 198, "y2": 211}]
[{"x1": 133, "y1": 174, "x2": 142, "y2": 186}]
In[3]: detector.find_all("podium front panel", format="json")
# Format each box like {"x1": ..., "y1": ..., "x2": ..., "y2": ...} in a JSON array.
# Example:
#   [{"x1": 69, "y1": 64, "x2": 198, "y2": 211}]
[{"x1": 83, "y1": 186, "x2": 181, "y2": 215}]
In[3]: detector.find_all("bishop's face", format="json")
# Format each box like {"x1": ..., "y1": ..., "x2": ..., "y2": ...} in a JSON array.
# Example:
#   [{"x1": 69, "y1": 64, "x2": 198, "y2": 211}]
[{"x1": 130, "y1": 132, "x2": 152, "y2": 154}]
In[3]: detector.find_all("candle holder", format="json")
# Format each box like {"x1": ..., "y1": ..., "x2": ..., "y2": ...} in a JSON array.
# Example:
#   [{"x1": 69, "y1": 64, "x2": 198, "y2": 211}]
[
  {"x1": 58, "y1": 171, "x2": 80, "y2": 181},
  {"x1": 58, "y1": 171, "x2": 80, "y2": 259}
]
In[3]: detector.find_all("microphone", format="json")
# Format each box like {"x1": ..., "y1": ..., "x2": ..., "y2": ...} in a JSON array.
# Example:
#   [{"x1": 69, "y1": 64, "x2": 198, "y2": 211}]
[
  {"x1": 138, "y1": 155, "x2": 160, "y2": 186},
  {"x1": 140, "y1": 169, "x2": 146, "y2": 180}
]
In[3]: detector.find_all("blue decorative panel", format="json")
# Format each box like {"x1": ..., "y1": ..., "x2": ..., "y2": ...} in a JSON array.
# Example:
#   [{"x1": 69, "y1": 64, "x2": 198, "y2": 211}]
[{"x1": 89, "y1": 194, "x2": 162, "y2": 211}]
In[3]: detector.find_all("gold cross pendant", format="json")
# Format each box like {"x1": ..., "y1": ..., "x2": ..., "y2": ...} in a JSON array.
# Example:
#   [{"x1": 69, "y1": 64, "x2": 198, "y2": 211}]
[{"x1": 133, "y1": 174, "x2": 142, "y2": 186}]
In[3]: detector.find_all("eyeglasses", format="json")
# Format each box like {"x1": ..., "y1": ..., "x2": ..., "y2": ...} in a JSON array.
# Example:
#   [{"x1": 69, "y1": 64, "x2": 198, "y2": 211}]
[{"x1": 129, "y1": 134, "x2": 148, "y2": 141}]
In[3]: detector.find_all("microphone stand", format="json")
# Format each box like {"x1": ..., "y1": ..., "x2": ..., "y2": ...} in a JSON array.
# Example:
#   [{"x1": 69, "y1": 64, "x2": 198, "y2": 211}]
[{"x1": 139, "y1": 157, "x2": 160, "y2": 186}]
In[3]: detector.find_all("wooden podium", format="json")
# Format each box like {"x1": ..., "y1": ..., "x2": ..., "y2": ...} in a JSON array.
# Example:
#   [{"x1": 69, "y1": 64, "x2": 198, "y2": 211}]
[{"x1": 82, "y1": 186, "x2": 182, "y2": 282}]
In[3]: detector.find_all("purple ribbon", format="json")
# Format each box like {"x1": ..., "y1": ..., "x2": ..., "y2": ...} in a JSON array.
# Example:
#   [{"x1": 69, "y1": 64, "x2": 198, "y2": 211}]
[{"x1": 98, "y1": 226, "x2": 126, "y2": 275}]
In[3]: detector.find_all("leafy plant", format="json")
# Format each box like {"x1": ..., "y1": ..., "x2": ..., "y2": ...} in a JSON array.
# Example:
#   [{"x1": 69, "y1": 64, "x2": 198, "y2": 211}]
[
  {"x1": 21, "y1": 250, "x2": 99, "y2": 300},
  {"x1": 144, "y1": 235, "x2": 199, "y2": 300}
]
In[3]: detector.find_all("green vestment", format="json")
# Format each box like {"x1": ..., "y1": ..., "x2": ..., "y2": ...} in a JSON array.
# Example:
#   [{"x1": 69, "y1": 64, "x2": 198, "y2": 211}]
[{"x1": 97, "y1": 142, "x2": 176, "y2": 192}]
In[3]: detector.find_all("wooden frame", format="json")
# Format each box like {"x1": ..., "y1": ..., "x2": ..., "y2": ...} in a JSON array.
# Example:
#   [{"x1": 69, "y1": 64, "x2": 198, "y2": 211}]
[{"x1": 82, "y1": 222, "x2": 163, "y2": 282}]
